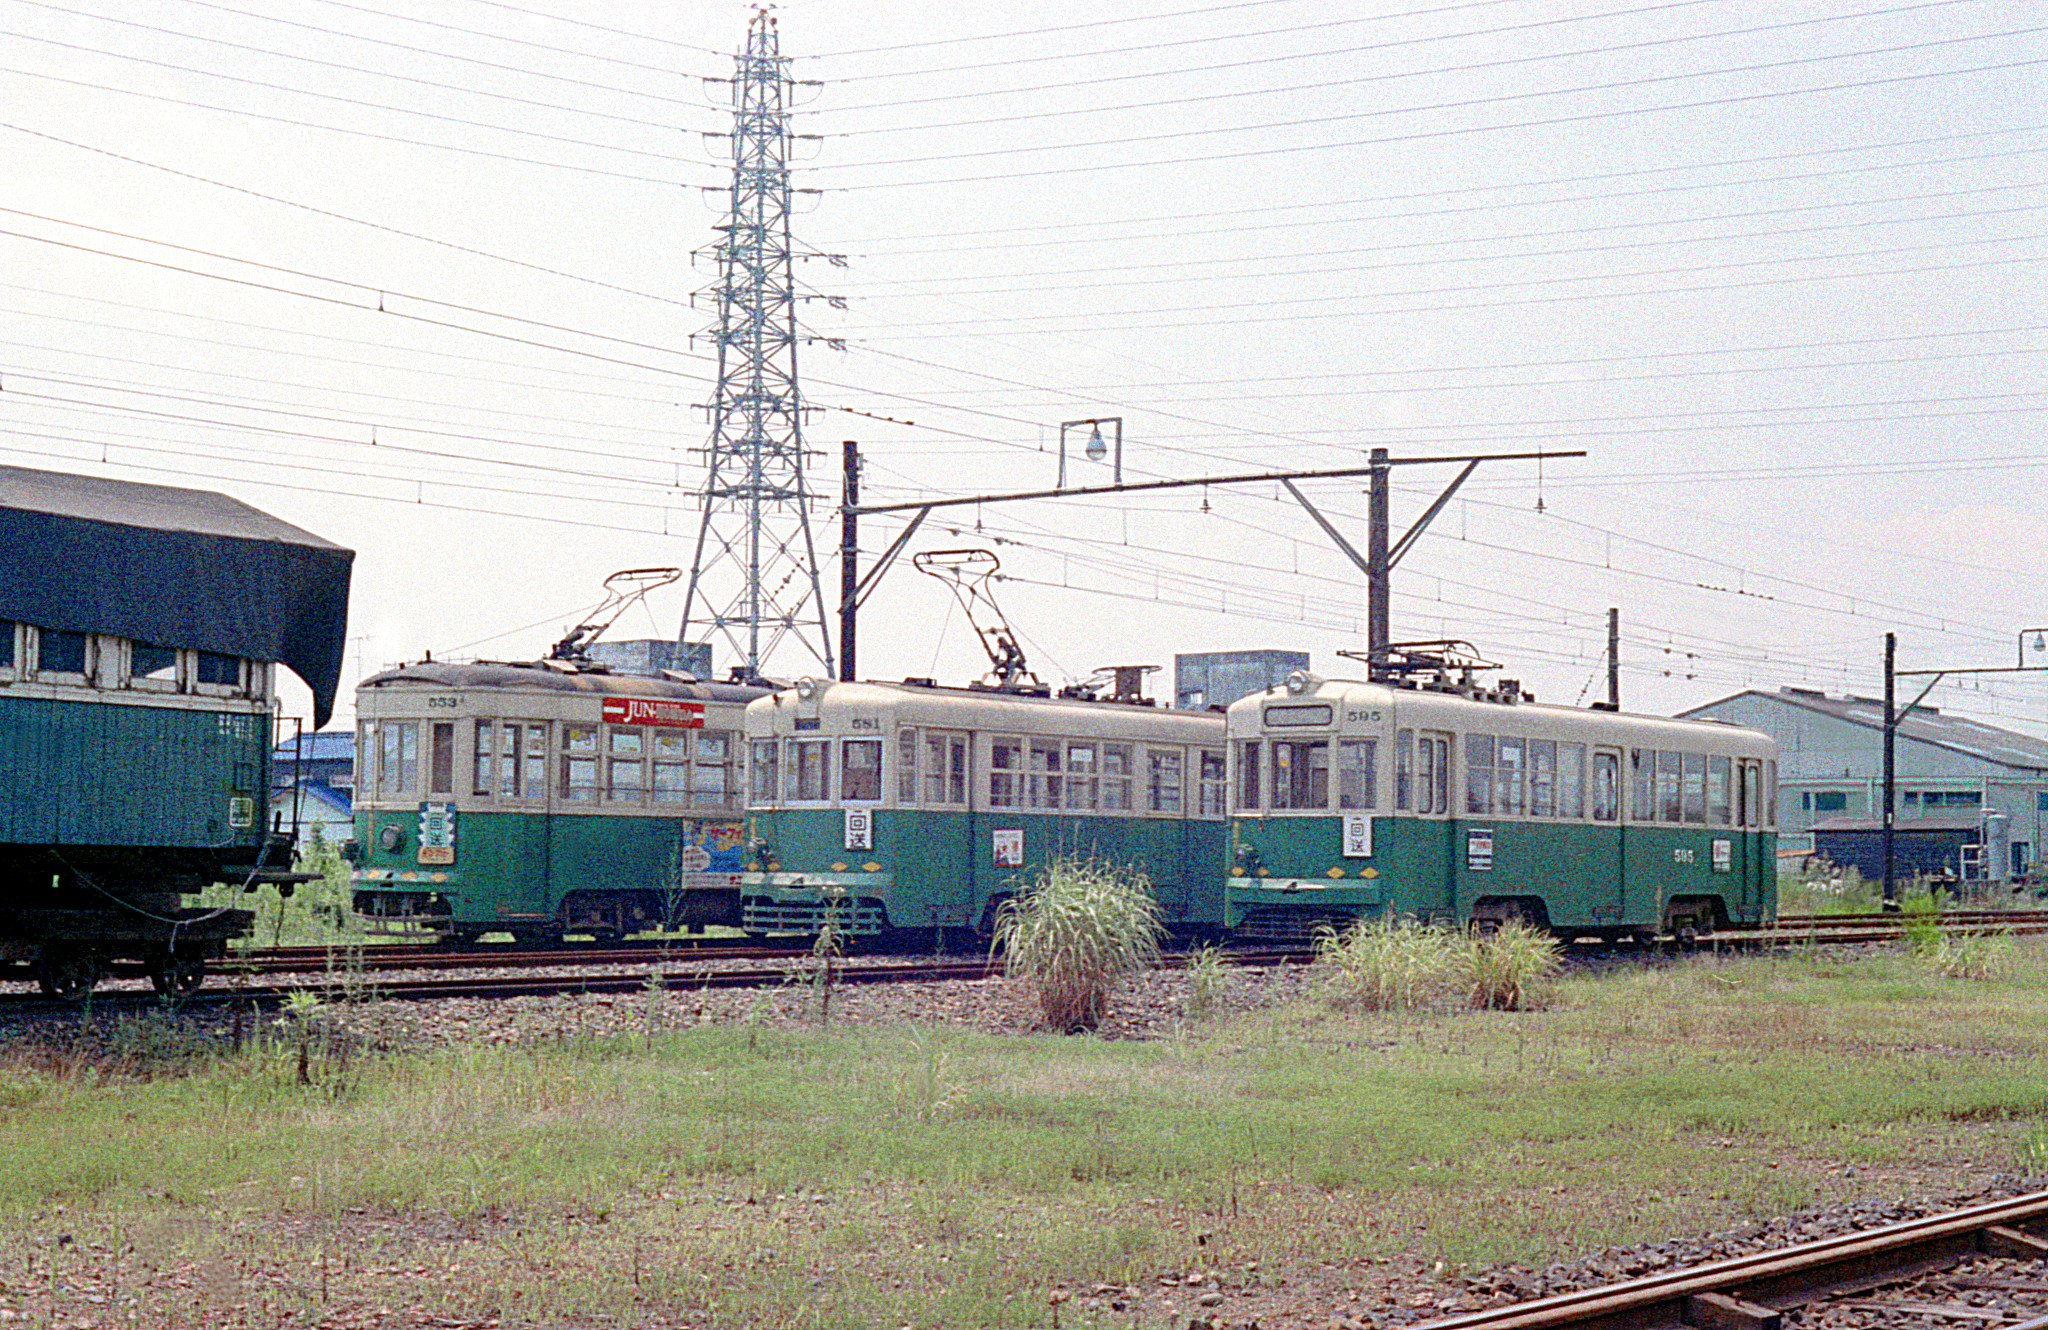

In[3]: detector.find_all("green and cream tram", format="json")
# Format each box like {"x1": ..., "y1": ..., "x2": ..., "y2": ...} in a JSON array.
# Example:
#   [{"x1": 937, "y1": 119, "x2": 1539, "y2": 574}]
[
  {"x1": 740, "y1": 678, "x2": 1229, "y2": 940},
  {"x1": 1225, "y1": 672, "x2": 1777, "y2": 940}
]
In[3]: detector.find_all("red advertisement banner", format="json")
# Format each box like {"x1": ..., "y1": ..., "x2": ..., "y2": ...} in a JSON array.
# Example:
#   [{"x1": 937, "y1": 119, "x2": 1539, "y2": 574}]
[{"x1": 601, "y1": 696, "x2": 706, "y2": 728}]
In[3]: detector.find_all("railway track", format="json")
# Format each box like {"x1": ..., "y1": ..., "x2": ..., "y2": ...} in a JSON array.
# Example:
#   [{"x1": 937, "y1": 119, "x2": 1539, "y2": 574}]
[{"x1": 1413, "y1": 1190, "x2": 2048, "y2": 1330}]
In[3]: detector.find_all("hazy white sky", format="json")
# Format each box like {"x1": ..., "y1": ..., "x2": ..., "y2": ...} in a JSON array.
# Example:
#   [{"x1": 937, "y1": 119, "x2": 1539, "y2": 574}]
[{"x1": 5, "y1": 0, "x2": 2046, "y2": 732}]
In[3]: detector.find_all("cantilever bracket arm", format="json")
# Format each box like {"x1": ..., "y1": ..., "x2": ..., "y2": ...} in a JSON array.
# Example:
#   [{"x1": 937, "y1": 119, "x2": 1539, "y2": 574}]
[
  {"x1": 852, "y1": 506, "x2": 930, "y2": 609},
  {"x1": 1281, "y1": 479, "x2": 1370, "y2": 576},
  {"x1": 1386, "y1": 460, "x2": 1480, "y2": 570}
]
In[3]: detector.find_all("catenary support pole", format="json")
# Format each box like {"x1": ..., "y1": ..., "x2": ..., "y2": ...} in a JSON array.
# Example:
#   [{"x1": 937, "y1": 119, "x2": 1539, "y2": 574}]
[
  {"x1": 1607, "y1": 607, "x2": 1621, "y2": 709},
  {"x1": 1884, "y1": 631, "x2": 1897, "y2": 908},
  {"x1": 1367, "y1": 448, "x2": 1390, "y2": 673},
  {"x1": 840, "y1": 441, "x2": 858, "y2": 683}
]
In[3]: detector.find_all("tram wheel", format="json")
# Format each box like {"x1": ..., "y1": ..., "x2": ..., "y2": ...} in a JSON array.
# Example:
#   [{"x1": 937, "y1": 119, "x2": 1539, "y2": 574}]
[
  {"x1": 37, "y1": 948, "x2": 103, "y2": 1001},
  {"x1": 148, "y1": 951, "x2": 207, "y2": 999}
]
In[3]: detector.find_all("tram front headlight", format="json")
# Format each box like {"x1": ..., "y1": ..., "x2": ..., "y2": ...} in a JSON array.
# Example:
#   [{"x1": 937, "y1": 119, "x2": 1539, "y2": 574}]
[
  {"x1": 1284, "y1": 670, "x2": 1310, "y2": 695},
  {"x1": 794, "y1": 677, "x2": 816, "y2": 700}
]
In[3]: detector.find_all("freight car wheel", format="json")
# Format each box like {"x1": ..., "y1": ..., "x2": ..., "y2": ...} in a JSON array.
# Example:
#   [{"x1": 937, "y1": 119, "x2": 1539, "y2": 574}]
[
  {"x1": 147, "y1": 951, "x2": 207, "y2": 999},
  {"x1": 36, "y1": 948, "x2": 103, "y2": 1001}
]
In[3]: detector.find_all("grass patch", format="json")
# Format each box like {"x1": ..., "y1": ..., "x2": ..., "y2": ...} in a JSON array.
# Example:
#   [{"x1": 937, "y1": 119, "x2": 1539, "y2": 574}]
[{"x1": 2, "y1": 944, "x2": 2048, "y2": 1326}]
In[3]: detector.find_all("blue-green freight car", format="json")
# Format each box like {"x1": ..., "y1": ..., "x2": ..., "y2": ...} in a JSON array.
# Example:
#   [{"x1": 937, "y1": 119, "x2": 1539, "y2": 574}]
[
  {"x1": 0, "y1": 465, "x2": 354, "y2": 997},
  {"x1": 1225, "y1": 671, "x2": 1778, "y2": 940},
  {"x1": 349, "y1": 661, "x2": 767, "y2": 943},
  {"x1": 740, "y1": 677, "x2": 1228, "y2": 941}
]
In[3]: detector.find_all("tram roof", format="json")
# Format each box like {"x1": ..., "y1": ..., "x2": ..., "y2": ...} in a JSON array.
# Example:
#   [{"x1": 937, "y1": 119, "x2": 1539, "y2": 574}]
[
  {"x1": 745, "y1": 677, "x2": 1221, "y2": 738},
  {"x1": 0, "y1": 463, "x2": 354, "y2": 726},
  {"x1": 359, "y1": 659, "x2": 769, "y2": 705}
]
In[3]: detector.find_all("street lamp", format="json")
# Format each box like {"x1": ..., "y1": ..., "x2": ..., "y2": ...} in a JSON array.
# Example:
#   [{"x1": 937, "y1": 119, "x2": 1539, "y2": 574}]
[
  {"x1": 2020, "y1": 628, "x2": 2048, "y2": 668},
  {"x1": 1058, "y1": 417, "x2": 1123, "y2": 489}
]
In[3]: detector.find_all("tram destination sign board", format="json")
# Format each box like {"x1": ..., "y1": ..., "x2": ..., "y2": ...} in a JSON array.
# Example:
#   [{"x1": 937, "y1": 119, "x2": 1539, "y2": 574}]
[{"x1": 601, "y1": 696, "x2": 706, "y2": 728}]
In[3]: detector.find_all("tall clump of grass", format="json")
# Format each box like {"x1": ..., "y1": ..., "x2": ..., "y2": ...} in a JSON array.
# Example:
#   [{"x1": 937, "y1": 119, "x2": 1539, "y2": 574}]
[
  {"x1": 1315, "y1": 917, "x2": 1463, "y2": 1011},
  {"x1": 1919, "y1": 930, "x2": 2012, "y2": 981},
  {"x1": 1464, "y1": 921, "x2": 1564, "y2": 1010},
  {"x1": 993, "y1": 856, "x2": 1161, "y2": 1033}
]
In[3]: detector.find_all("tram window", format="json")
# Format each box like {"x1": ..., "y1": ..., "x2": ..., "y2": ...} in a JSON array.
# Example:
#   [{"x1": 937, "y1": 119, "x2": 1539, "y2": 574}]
[
  {"x1": 1101, "y1": 743, "x2": 1132, "y2": 811},
  {"x1": 924, "y1": 731, "x2": 967, "y2": 806},
  {"x1": 1657, "y1": 750, "x2": 1684, "y2": 823},
  {"x1": 652, "y1": 730, "x2": 689, "y2": 802},
  {"x1": 1528, "y1": 739, "x2": 1556, "y2": 817},
  {"x1": 789, "y1": 739, "x2": 832, "y2": 803},
  {"x1": 1558, "y1": 742, "x2": 1585, "y2": 818},
  {"x1": 1766, "y1": 761, "x2": 1777, "y2": 827},
  {"x1": 428, "y1": 722, "x2": 456, "y2": 796},
  {"x1": 607, "y1": 727, "x2": 645, "y2": 803},
  {"x1": 1029, "y1": 741, "x2": 1063, "y2": 810},
  {"x1": 1740, "y1": 762, "x2": 1759, "y2": 827},
  {"x1": 1235, "y1": 740, "x2": 1260, "y2": 813},
  {"x1": 0, "y1": 621, "x2": 13, "y2": 676},
  {"x1": 1675, "y1": 752, "x2": 1703, "y2": 824},
  {"x1": 897, "y1": 729, "x2": 918, "y2": 805},
  {"x1": 750, "y1": 739, "x2": 780, "y2": 805},
  {"x1": 1465, "y1": 735, "x2": 1494, "y2": 816},
  {"x1": 1630, "y1": 750, "x2": 1655, "y2": 822},
  {"x1": 1199, "y1": 749, "x2": 1226, "y2": 818},
  {"x1": 521, "y1": 725, "x2": 546, "y2": 797},
  {"x1": 195, "y1": 650, "x2": 240, "y2": 687},
  {"x1": 496, "y1": 723, "x2": 524, "y2": 798},
  {"x1": 560, "y1": 725, "x2": 598, "y2": 802},
  {"x1": 37, "y1": 628, "x2": 88, "y2": 677},
  {"x1": 130, "y1": 642, "x2": 178, "y2": 688},
  {"x1": 1271, "y1": 739, "x2": 1328, "y2": 811},
  {"x1": 357, "y1": 722, "x2": 376, "y2": 796},
  {"x1": 1592, "y1": 751, "x2": 1619, "y2": 822},
  {"x1": 1338, "y1": 738, "x2": 1376, "y2": 811},
  {"x1": 1065, "y1": 743, "x2": 1098, "y2": 811},
  {"x1": 1416, "y1": 732, "x2": 1449, "y2": 815},
  {"x1": 990, "y1": 739, "x2": 1023, "y2": 808},
  {"x1": 1148, "y1": 748, "x2": 1183, "y2": 814},
  {"x1": 842, "y1": 738, "x2": 883, "y2": 802},
  {"x1": 380, "y1": 722, "x2": 419, "y2": 798},
  {"x1": 1707, "y1": 755, "x2": 1732, "y2": 825},
  {"x1": 473, "y1": 720, "x2": 494, "y2": 797},
  {"x1": 694, "y1": 731, "x2": 736, "y2": 809},
  {"x1": 1394, "y1": 729, "x2": 1413, "y2": 811},
  {"x1": 1497, "y1": 738, "x2": 1526, "y2": 816}
]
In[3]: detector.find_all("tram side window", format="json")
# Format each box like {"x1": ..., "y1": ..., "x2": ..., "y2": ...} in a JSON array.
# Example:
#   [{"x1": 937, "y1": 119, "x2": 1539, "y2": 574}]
[
  {"x1": 1271, "y1": 738, "x2": 1328, "y2": 810},
  {"x1": 1148, "y1": 748, "x2": 1183, "y2": 814},
  {"x1": 1657, "y1": 750, "x2": 1684, "y2": 823},
  {"x1": 427, "y1": 722, "x2": 456, "y2": 796},
  {"x1": 990, "y1": 738, "x2": 1023, "y2": 809},
  {"x1": 473, "y1": 720, "x2": 494, "y2": 797},
  {"x1": 1338, "y1": 738, "x2": 1376, "y2": 810},
  {"x1": 1065, "y1": 742, "x2": 1098, "y2": 811},
  {"x1": 1558, "y1": 742, "x2": 1585, "y2": 818},
  {"x1": 1630, "y1": 749, "x2": 1655, "y2": 822},
  {"x1": 897, "y1": 729, "x2": 918, "y2": 805},
  {"x1": 357, "y1": 722, "x2": 376, "y2": 795},
  {"x1": 842, "y1": 738, "x2": 882, "y2": 802},
  {"x1": 1592, "y1": 750, "x2": 1620, "y2": 822},
  {"x1": 1707, "y1": 755, "x2": 1732, "y2": 825},
  {"x1": 0, "y1": 621, "x2": 13, "y2": 676},
  {"x1": 925, "y1": 731, "x2": 967, "y2": 807},
  {"x1": 750, "y1": 739, "x2": 780, "y2": 805},
  {"x1": 1198, "y1": 749, "x2": 1226, "y2": 818},
  {"x1": 1465, "y1": 735, "x2": 1494, "y2": 816},
  {"x1": 1766, "y1": 761, "x2": 1777, "y2": 827},
  {"x1": 694, "y1": 731, "x2": 736, "y2": 809},
  {"x1": 494, "y1": 722, "x2": 531, "y2": 798},
  {"x1": 130, "y1": 642, "x2": 178, "y2": 689},
  {"x1": 560, "y1": 725, "x2": 598, "y2": 801},
  {"x1": 1235, "y1": 740, "x2": 1260, "y2": 813},
  {"x1": 651, "y1": 730, "x2": 687, "y2": 802},
  {"x1": 1101, "y1": 743, "x2": 1132, "y2": 811},
  {"x1": 1739, "y1": 761, "x2": 1760, "y2": 827},
  {"x1": 522, "y1": 725, "x2": 546, "y2": 797},
  {"x1": 195, "y1": 650, "x2": 240, "y2": 687},
  {"x1": 37, "y1": 628, "x2": 88, "y2": 677},
  {"x1": 1029, "y1": 740, "x2": 1063, "y2": 810},
  {"x1": 1528, "y1": 739, "x2": 1556, "y2": 817},
  {"x1": 1394, "y1": 729, "x2": 1412, "y2": 811}
]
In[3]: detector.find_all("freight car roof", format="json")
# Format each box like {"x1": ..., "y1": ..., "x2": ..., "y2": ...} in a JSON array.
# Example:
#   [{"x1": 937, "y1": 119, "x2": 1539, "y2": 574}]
[
  {"x1": 359, "y1": 659, "x2": 769, "y2": 705},
  {"x1": 0, "y1": 464, "x2": 355, "y2": 726}
]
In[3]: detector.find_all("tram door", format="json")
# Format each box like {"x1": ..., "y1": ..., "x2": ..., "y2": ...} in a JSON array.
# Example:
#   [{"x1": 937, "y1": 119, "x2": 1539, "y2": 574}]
[
  {"x1": 1736, "y1": 759, "x2": 1768, "y2": 919},
  {"x1": 1590, "y1": 747, "x2": 1629, "y2": 926},
  {"x1": 916, "y1": 729, "x2": 975, "y2": 931}
]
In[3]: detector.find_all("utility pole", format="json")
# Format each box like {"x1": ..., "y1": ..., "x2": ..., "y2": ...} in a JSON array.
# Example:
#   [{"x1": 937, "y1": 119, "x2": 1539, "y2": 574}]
[
  {"x1": 839, "y1": 440, "x2": 858, "y2": 682},
  {"x1": 678, "y1": 10, "x2": 834, "y2": 683},
  {"x1": 1884, "y1": 631, "x2": 1896, "y2": 908}
]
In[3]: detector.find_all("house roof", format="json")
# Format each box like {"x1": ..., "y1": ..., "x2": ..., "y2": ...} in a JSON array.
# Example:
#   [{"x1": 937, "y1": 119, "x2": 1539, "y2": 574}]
[
  {"x1": 271, "y1": 731, "x2": 356, "y2": 763},
  {"x1": 1679, "y1": 687, "x2": 2048, "y2": 773},
  {"x1": 274, "y1": 779, "x2": 351, "y2": 817}
]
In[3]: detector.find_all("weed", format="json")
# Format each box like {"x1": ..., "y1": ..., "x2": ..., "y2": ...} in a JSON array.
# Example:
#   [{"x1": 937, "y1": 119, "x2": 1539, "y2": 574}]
[
  {"x1": 1315, "y1": 917, "x2": 1463, "y2": 1011},
  {"x1": 1919, "y1": 930, "x2": 2013, "y2": 981},
  {"x1": 993, "y1": 855, "x2": 1162, "y2": 1032},
  {"x1": 1465, "y1": 922, "x2": 1564, "y2": 1010},
  {"x1": 1183, "y1": 944, "x2": 1233, "y2": 1019}
]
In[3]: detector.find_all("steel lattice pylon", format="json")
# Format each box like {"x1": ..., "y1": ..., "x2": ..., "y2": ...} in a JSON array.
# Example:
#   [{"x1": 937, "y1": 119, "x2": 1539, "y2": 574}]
[{"x1": 678, "y1": 9, "x2": 832, "y2": 684}]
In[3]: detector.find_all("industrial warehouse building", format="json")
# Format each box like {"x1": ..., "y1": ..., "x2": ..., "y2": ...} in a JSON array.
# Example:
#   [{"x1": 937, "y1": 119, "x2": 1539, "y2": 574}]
[{"x1": 1678, "y1": 687, "x2": 2048, "y2": 882}]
